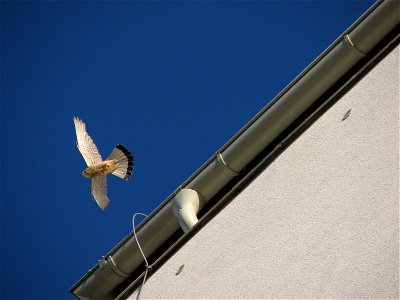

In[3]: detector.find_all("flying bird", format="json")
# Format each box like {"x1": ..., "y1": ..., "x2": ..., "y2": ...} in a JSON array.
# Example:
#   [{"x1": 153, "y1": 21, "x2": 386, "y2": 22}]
[{"x1": 73, "y1": 116, "x2": 134, "y2": 210}]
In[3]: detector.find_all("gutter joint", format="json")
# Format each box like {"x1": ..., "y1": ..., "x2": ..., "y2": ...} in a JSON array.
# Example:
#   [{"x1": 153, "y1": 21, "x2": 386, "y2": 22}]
[{"x1": 344, "y1": 34, "x2": 368, "y2": 56}]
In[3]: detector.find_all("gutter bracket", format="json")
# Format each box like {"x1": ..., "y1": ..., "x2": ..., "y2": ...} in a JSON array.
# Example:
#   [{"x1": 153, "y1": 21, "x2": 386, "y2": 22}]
[
  {"x1": 217, "y1": 153, "x2": 240, "y2": 176},
  {"x1": 171, "y1": 189, "x2": 201, "y2": 233},
  {"x1": 107, "y1": 255, "x2": 130, "y2": 278},
  {"x1": 344, "y1": 34, "x2": 368, "y2": 57}
]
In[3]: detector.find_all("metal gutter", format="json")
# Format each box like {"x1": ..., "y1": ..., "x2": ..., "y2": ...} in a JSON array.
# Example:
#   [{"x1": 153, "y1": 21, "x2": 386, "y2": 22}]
[
  {"x1": 118, "y1": 29, "x2": 399, "y2": 300},
  {"x1": 70, "y1": 1, "x2": 399, "y2": 298}
]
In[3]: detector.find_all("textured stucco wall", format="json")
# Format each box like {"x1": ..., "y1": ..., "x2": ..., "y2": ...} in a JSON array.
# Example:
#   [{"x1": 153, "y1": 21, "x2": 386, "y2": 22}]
[{"x1": 131, "y1": 46, "x2": 399, "y2": 299}]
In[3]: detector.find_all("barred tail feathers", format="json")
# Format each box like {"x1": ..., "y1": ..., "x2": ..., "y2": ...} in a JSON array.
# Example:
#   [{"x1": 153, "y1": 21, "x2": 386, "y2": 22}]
[{"x1": 107, "y1": 144, "x2": 134, "y2": 180}]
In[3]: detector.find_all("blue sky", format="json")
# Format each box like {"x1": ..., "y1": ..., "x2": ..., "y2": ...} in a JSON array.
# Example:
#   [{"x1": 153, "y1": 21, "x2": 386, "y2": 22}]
[{"x1": 1, "y1": 1, "x2": 374, "y2": 299}]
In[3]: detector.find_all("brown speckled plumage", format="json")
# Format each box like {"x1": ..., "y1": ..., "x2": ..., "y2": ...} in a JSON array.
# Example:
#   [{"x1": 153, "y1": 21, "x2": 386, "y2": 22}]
[{"x1": 73, "y1": 116, "x2": 134, "y2": 210}]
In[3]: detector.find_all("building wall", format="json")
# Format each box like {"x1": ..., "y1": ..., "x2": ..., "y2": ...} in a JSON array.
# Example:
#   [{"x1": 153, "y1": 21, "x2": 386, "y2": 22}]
[{"x1": 131, "y1": 46, "x2": 399, "y2": 299}]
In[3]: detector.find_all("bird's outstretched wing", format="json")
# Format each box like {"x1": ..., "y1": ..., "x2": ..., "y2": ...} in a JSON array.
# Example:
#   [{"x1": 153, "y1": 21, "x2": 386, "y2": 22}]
[
  {"x1": 73, "y1": 116, "x2": 102, "y2": 166},
  {"x1": 91, "y1": 176, "x2": 110, "y2": 210}
]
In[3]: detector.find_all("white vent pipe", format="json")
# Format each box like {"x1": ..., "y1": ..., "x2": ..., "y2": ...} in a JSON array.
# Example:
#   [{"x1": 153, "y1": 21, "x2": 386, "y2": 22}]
[{"x1": 172, "y1": 189, "x2": 202, "y2": 232}]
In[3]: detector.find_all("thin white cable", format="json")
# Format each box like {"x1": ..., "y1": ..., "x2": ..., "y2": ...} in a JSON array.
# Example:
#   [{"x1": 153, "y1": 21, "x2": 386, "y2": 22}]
[{"x1": 132, "y1": 212, "x2": 150, "y2": 300}]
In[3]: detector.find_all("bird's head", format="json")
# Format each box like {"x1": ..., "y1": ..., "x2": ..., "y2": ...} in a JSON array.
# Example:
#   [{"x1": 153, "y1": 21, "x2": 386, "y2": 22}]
[{"x1": 82, "y1": 168, "x2": 91, "y2": 178}]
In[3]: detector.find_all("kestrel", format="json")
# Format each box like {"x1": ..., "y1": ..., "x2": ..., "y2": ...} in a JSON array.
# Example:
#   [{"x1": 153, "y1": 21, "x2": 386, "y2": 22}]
[{"x1": 73, "y1": 116, "x2": 134, "y2": 210}]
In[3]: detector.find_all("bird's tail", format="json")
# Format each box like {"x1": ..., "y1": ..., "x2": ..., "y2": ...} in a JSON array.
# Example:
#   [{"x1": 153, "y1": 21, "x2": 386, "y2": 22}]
[{"x1": 107, "y1": 144, "x2": 134, "y2": 180}]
